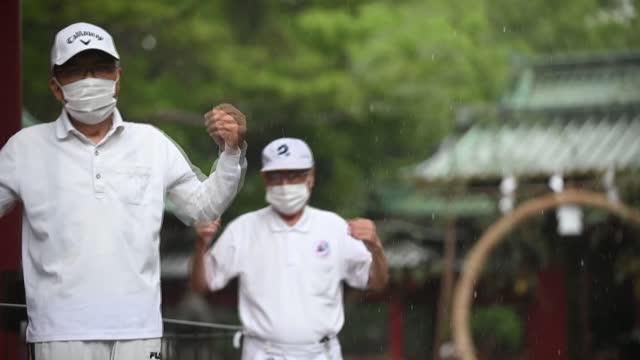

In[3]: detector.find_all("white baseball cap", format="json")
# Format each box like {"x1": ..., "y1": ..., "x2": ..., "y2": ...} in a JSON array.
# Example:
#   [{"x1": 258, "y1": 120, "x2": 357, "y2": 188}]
[
  {"x1": 50, "y1": 22, "x2": 120, "y2": 69},
  {"x1": 261, "y1": 138, "x2": 314, "y2": 172}
]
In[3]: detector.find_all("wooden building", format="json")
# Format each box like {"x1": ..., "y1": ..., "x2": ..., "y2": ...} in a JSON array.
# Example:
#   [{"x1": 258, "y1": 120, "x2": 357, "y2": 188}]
[{"x1": 379, "y1": 51, "x2": 640, "y2": 359}]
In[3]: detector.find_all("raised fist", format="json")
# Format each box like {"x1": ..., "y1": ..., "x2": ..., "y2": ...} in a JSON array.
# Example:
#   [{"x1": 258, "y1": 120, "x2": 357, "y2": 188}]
[
  {"x1": 348, "y1": 218, "x2": 381, "y2": 249},
  {"x1": 204, "y1": 103, "x2": 247, "y2": 151}
]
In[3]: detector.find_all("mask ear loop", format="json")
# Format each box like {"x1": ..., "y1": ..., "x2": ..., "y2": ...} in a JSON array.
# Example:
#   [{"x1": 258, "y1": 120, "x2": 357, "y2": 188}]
[
  {"x1": 52, "y1": 76, "x2": 63, "y2": 88},
  {"x1": 51, "y1": 76, "x2": 67, "y2": 103},
  {"x1": 112, "y1": 72, "x2": 121, "y2": 98},
  {"x1": 305, "y1": 173, "x2": 313, "y2": 192}
]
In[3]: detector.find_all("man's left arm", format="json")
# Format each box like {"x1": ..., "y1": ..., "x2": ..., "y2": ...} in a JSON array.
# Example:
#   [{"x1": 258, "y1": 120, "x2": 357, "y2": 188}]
[
  {"x1": 165, "y1": 104, "x2": 247, "y2": 225},
  {"x1": 204, "y1": 103, "x2": 248, "y2": 194},
  {"x1": 348, "y1": 218, "x2": 389, "y2": 291}
]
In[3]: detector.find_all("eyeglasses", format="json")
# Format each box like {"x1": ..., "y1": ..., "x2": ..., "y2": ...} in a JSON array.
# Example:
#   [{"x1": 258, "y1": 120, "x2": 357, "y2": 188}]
[
  {"x1": 264, "y1": 170, "x2": 309, "y2": 183},
  {"x1": 54, "y1": 63, "x2": 118, "y2": 80}
]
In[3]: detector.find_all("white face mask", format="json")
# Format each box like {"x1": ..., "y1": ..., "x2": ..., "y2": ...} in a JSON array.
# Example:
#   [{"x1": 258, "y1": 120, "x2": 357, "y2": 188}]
[
  {"x1": 266, "y1": 183, "x2": 310, "y2": 215},
  {"x1": 55, "y1": 76, "x2": 118, "y2": 125}
]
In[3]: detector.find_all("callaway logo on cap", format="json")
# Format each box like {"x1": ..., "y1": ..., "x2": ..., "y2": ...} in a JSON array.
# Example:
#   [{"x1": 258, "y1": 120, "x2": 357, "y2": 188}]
[
  {"x1": 261, "y1": 137, "x2": 314, "y2": 172},
  {"x1": 50, "y1": 22, "x2": 120, "y2": 69}
]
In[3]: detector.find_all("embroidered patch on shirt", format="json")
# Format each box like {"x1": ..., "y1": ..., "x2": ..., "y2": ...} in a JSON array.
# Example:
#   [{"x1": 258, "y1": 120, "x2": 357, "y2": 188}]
[{"x1": 315, "y1": 240, "x2": 330, "y2": 257}]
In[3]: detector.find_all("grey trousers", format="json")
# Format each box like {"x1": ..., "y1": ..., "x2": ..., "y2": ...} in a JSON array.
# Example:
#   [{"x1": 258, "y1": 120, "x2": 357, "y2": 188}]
[{"x1": 29, "y1": 338, "x2": 161, "y2": 360}]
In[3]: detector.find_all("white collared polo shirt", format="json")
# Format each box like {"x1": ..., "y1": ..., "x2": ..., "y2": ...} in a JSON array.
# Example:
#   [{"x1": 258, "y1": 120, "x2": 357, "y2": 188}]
[
  {"x1": 0, "y1": 109, "x2": 245, "y2": 342},
  {"x1": 206, "y1": 206, "x2": 373, "y2": 344}
]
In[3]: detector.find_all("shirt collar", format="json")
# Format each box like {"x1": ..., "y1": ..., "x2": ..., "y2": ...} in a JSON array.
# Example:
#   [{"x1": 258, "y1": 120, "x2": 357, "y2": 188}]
[
  {"x1": 55, "y1": 108, "x2": 125, "y2": 140},
  {"x1": 267, "y1": 206, "x2": 311, "y2": 233}
]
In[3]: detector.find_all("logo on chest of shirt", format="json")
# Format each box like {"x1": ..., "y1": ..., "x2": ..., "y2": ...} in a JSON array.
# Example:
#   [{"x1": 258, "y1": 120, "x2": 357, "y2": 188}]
[{"x1": 315, "y1": 240, "x2": 330, "y2": 257}]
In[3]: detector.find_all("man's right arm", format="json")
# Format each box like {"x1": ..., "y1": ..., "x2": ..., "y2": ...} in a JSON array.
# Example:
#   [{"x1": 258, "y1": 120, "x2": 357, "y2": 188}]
[
  {"x1": 0, "y1": 137, "x2": 20, "y2": 218},
  {"x1": 190, "y1": 220, "x2": 220, "y2": 294},
  {"x1": 189, "y1": 220, "x2": 242, "y2": 294}
]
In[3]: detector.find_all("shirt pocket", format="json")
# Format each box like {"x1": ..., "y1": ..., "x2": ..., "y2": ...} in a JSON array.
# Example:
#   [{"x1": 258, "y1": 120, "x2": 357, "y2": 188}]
[
  {"x1": 309, "y1": 262, "x2": 336, "y2": 296},
  {"x1": 111, "y1": 165, "x2": 152, "y2": 205}
]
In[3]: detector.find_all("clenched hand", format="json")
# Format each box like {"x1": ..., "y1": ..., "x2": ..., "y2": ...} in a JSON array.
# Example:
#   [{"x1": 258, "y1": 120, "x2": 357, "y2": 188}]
[{"x1": 204, "y1": 103, "x2": 247, "y2": 151}]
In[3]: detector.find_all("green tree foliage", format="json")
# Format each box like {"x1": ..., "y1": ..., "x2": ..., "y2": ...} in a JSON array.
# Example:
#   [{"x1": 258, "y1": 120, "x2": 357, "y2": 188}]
[
  {"x1": 22, "y1": 0, "x2": 639, "y2": 218},
  {"x1": 471, "y1": 305, "x2": 524, "y2": 354}
]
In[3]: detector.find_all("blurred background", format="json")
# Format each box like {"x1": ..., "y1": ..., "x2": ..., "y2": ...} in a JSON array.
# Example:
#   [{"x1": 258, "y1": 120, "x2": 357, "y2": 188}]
[{"x1": 2, "y1": 0, "x2": 640, "y2": 359}]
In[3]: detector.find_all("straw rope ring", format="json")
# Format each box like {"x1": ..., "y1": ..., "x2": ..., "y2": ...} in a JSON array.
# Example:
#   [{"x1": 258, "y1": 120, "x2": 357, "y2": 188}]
[{"x1": 452, "y1": 189, "x2": 640, "y2": 360}]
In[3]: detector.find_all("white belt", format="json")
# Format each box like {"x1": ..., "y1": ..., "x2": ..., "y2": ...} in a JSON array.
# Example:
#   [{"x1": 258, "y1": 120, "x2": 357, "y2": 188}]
[{"x1": 243, "y1": 335, "x2": 338, "y2": 358}]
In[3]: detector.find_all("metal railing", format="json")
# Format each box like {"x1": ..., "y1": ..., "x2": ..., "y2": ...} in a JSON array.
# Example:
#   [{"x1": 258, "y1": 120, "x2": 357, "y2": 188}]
[
  {"x1": 162, "y1": 317, "x2": 242, "y2": 360},
  {"x1": 0, "y1": 303, "x2": 242, "y2": 360}
]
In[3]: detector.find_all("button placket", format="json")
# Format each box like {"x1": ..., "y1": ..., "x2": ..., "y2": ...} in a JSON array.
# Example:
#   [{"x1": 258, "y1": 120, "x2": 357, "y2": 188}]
[
  {"x1": 93, "y1": 146, "x2": 105, "y2": 196},
  {"x1": 285, "y1": 231, "x2": 300, "y2": 267}
]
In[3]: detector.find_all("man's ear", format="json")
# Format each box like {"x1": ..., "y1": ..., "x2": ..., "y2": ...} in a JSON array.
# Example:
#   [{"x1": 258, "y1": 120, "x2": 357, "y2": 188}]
[
  {"x1": 307, "y1": 168, "x2": 315, "y2": 190},
  {"x1": 261, "y1": 172, "x2": 270, "y2": 188},
  {"x1": 49, "y1": 77, "x2": 65, "y2": 104},
  {"x1": 115, "y1": 67, "x2": 122, "y2": 97}
]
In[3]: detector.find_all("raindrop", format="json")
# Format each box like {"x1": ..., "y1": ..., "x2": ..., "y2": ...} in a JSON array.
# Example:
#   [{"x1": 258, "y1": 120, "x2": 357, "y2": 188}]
[
  {"x1": 141, "y1": 34, "x2": 157, "y2": 51},
  {"x1": 473, "y1": 291, "x2": 477, "y2": 299},
  {"x1": 580, "y1": 259, "x2": 584, "y2": 267},
  {"x1": 502, "y1": 26, "x2": 507, "y2": 32}
]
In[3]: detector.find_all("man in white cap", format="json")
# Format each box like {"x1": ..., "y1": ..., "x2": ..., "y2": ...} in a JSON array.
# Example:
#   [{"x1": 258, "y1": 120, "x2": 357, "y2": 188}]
[
  {"x1": 0, "y1": 22, "x2": 247, "y2": 359},
  {"x1": 190, "y1": 137, "x2": 389, "y2": 360}
]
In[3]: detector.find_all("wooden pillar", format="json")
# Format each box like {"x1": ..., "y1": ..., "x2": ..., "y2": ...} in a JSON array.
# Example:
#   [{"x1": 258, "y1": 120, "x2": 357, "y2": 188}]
[
  {"x1": 0, "y1": 1, "x2": 24, "y2": 358},
  {"x1": 565, "y1": 235, "x2": 590, "y2": 359},
  {"x1": 389, "y1": 291, "x2": 405, "y2": 360},
  {"x1": 526, "y1": 269, "x2": 568, "y2": 360},
  {"x1": 432, "y1": 218, "x2": 456, "y2": 359},
  {"x1": 0, "y1": 0, "x2": 22, "y2": 271}
]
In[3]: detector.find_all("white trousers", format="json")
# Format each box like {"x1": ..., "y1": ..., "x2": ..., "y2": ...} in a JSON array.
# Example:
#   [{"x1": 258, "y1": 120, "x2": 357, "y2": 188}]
[
  {"x1": 29, "y1": 338, "x2": 161, "y2": 360},
  {"x1": 241, "y1": 337, "x2": 343, "y2": 360}
]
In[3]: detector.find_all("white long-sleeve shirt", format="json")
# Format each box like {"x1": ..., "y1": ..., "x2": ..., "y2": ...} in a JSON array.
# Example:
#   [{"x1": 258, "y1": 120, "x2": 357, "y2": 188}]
[{"x1": 0, "y1": 109, "x2": 246, "y2": 342}]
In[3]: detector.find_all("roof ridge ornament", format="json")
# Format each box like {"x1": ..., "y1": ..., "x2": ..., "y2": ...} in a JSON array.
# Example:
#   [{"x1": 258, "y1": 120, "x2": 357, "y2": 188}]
[
  {"x1": 604, "y1": 167, "x2": 620, "y2": 203},
  {"x1": 549, "y1": 173, "x2": 583, "y2": 236},
  {"x1": 499, "y1": 175, "x2": 517, "y2": 214}
]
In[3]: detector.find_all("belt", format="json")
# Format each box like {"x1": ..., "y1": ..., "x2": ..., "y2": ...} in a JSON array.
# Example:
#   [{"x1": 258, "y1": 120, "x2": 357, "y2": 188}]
[{"x1": 242, "y1": 334, "x2": 338, "y2": 357}]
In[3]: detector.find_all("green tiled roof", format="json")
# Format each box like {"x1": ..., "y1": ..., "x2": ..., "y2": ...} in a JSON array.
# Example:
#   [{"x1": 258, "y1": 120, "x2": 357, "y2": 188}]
[
  {"x1": 503, "y1": 52, "x2": 640, "y2": 110},
  {"x1": 373, "y1": 186, "x2": 497, "y2": 216},
  {"x1": 414, "y1": 114, "x2": 640, "y2": 181}
]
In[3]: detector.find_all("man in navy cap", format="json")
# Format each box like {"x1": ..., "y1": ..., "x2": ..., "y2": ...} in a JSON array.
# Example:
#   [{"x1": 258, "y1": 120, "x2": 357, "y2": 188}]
[{"x1": 191, "y1": 137, "x2": 389, "y2": 360}]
